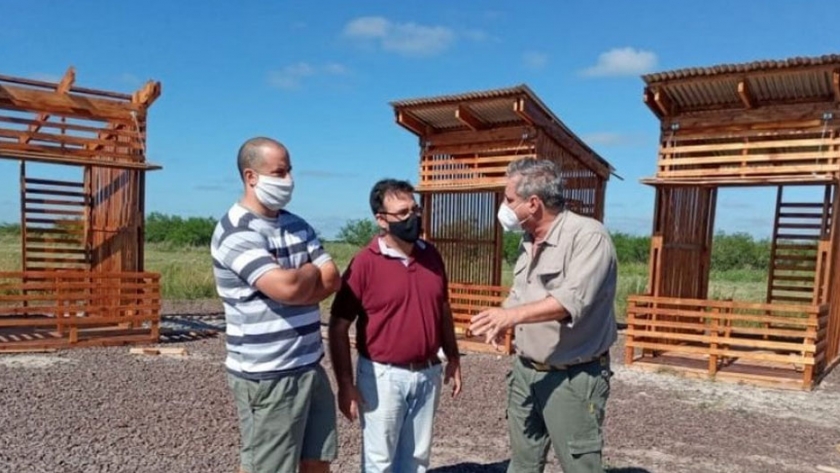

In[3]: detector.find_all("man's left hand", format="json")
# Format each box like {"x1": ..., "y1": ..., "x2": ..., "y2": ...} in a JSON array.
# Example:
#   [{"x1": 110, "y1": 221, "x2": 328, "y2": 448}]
[
  {"x1": 470, "y1": 308, "x2": 515, "y2": 350},
  {"x1": 444, "y1": 358, "x2": 462, "y2": 398}
]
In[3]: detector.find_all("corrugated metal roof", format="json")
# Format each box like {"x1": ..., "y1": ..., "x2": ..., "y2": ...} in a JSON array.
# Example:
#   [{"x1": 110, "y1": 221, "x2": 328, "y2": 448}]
[
  {"x1": 390, "y1": 85, "x2": 614, "y2": 172},
  {"x1": 642, "y1": 54, "x2": 840, "y2": 84},
  {"x1": 644, "y1": 54, "x2": 840, "y2": 113}
]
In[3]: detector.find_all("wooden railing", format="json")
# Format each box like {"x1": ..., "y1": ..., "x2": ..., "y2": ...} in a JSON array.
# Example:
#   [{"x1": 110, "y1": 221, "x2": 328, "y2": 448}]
[
  {"x1": 448, "y1": 282, "x2": 512, "y2": 354},
  {"x1": 624, "y1": 294, "x2": 829, "y2": 389},
  {"x1": 0, "y1": 270, "x2": 161, "y2": 350}
]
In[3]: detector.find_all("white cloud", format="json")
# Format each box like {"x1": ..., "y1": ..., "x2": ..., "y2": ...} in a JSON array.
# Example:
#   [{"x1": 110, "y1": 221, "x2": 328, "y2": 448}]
[
  {"x1": 30, "y1": 73, "x2": 61, "y2": 83},
  {"x1": 523, "y1": 51, "x2": 548, "y2": 70},
  {"x1": 582, "y1": 132, "x2": 645, "y2": 147},
  {"x1": 343, "y1": 16, "x2": 456, "y2": 57},
  {"x1": 119, "y1": 73, "x2": 141, "y2": 86},
  {"x1": 580, "y1": 47, "x2": 658, "y2": 77},
  {"x1": 268, "y1": 62, "x2": 349, "y2": 91}
]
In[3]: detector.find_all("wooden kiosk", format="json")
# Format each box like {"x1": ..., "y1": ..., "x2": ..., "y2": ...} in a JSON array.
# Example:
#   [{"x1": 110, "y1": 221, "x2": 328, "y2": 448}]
[
  {"x1": 624, "y1": 55, "x2": 840, "y2": 390},
  {"x1": 0, "y1": 67, "x2": 163, "y2": 351},
  {"x1": 390, "y1": 85, "x2": 614, "y2": 354}
]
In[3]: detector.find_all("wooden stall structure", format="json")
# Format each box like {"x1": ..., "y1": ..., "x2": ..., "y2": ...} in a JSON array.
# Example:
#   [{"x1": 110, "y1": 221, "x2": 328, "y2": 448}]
[
  {"x1": 0, "y1": 67, "x2": 163, "y2": 351},
  {"x1": 390, "y1": 85, "x2": 614, "y2": 354},
  {"x1": 625, "y1": 55, "x2": 840, "y2": 390}
]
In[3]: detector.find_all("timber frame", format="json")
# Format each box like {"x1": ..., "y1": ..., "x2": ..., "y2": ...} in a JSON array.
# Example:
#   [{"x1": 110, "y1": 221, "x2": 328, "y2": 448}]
[
  {"x1": 625, "y1": 54, "x2": 840, "y2": 390},
  {"x1": 391, "y1": 85, "x2": 614, "y2": 354},
  {"x1": 0, "y1": 67, "x2": 162, "y2": 351}
]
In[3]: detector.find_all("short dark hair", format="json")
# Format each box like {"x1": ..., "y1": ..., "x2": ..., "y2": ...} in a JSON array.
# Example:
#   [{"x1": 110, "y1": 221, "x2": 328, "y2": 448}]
[
  {"x1": 369, "y1": 178, "x2": 415, "y2": 214},
  {"x1": 237, "y1": 137, "x2": 284, "y2": 179}
]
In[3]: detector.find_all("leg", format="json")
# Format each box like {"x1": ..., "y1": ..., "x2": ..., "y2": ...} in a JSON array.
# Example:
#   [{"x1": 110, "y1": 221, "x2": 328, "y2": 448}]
[
  {"x1": 541, "y1": 359, "x2": 611, "y2": 473},
  {"x1": 506, "y1": 358, "x2": 551, "y2": 473},
  {"x1": 249, "y1": 368, "x2": 318, "y2": 473},
  {"x1": 300, "y1": 364, "x2": 338, "y2": 473},
  {"x1": 357, "y1": 357, "x2": 410, "y2": 473},
  {"x1": 228, "y1": 374, "x2": 258, "y2": 473},
  {"x1": 394, "y1": 364, "x2": 443, "y2": 473}
]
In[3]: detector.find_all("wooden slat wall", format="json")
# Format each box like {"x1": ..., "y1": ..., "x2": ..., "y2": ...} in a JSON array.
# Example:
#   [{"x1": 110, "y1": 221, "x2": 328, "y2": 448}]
[
  {"x1": 624, "y1": 295, "x2": 827, "y2": 389},
  {"x1": 425, "y1": 191, "x2": 501, "y2": 286},
  {"x1": 657, "y1": 128, "x2": 840, "y2": 182},
  {"x1": 536, "y1": 130, "x2": 605, "y2": 221},
  {"x1": 21, "y1": 168, "x2": 91, "y2": 272},
  {"x1": 650, "y1": 186, "x2": 716, "y2": 300},
  {"x1": 0, "y1": 271, "x2": 161, "y2": 350}
]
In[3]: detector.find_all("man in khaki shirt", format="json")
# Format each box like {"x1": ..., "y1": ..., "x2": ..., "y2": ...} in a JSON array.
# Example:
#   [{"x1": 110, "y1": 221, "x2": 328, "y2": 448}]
[{"x1": 471, "y1": 157, "x2": 618, "y2": 473}]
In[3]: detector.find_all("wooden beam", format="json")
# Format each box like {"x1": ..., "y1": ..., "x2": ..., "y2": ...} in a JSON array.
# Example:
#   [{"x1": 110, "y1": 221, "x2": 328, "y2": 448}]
[
  {"x1": 833, "y1": 71, "x2": 840, "y2": 103},
  {"x1": 644, "y1": 88, "x2": 664, "y2": 120},
  {"x1": 738, "y1": 80, "x2": 754, "y2": 109},
  {"x1": 131, "y1": 81, "x2": 161, "y2": 108},
  {"x1": 513, "y1": 97, "x2": 610, "y2": 178},
  {"x1": 20, "y1": 67, "x2": 76, "y2": 145},
  {"x1": 0, "y1": 84, "x2": 139, "y2": 122},
  {"x1": 664, "y1": 102, "x2": 840, "y2": 132},
  {"x1": 653, "y1": 88, "x2": 674, "y2": 117},
  {"x1": 455, "y1": 104, "x2": 485, "y2": 131},
  {"x1": 395, "y1": 110, "x2": 431, "y2": 137}
]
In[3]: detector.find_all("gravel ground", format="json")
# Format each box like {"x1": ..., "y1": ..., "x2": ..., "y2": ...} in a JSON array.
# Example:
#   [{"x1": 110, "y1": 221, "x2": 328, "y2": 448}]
[{"x1": 1, "y1": 300, "x2": 839, "y2": 473}]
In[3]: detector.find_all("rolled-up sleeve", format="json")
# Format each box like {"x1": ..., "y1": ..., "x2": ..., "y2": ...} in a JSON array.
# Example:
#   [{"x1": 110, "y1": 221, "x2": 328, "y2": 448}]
[{"x1": 547, "y1": 232, "x2": 615, "y2": 326}]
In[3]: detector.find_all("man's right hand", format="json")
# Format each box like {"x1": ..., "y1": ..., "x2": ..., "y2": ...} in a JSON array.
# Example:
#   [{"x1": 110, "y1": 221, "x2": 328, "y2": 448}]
[{"x1": 337, "y1": 383, "x2": 364, "y2": 422}]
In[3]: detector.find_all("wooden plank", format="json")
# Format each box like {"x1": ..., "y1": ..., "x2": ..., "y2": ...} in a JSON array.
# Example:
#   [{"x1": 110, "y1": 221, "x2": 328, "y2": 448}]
[
  {"x1": 626, "y1": 341, "x2": 815, "y2": 365},
  {"x1": 0, "y1": 73, "x2": 133, "y2": 100},
  {"x1": 0, "y1": 127, "x2": 143, "y2": 151},
  {"x1": 23, "y1": 177, "x2": 84, "y2": 188},
  {"x1": 0, "y1": 83, "x2": 140, "y2": 121},
  {"x1": 658, "y1": 150, "x2": 840, "y2": 166},
  {"x1": 738, "y1": 80, "x2": 754, "y2": 109},
  {"x1": 660, "y1": 138, "x2": 840, "y2": 155},
  {"x1": 0, "y1": 150, "x2": 160, "y2": 171},
  {"x1": 659, "y1": 164, "x2": 840, "y2": 178},
  {"x1": 626, "y1": 295, "x2": 821, "y2": 314},
  {"x1": 455, "y1": 104, "x2": 485, "y2": 131},
  {"x1": 396, "y1": 111, "x2": 431, "y2": 136},
  {"x1": 626, "y1": 329, "x2": 816, "y2": 352},
  {"x1": 0, "y1": 115, "x2": 143, "y2": 139},
  {"x1": 129, "y1": 347, "x2": 186, "y2": 356}
]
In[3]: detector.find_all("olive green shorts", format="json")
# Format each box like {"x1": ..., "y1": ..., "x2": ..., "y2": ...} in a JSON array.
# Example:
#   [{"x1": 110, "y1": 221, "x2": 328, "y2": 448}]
[{"x1": 227, "y1": 364, "x2": 337, "y2": 473}]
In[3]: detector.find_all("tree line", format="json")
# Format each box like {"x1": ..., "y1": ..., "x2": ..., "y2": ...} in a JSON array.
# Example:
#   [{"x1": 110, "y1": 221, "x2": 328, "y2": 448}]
[{"x1": 0, "y1": 213, "x2": 774, "y2": 271}]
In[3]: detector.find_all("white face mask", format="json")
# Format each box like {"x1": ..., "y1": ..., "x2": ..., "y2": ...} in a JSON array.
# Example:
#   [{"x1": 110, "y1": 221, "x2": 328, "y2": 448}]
[
  {"x1": 254, "y1": 174, "x2": 294, "y2": 211},
  {"x1": 497, "y1": 202, "x2": 525, "y2": 233}
]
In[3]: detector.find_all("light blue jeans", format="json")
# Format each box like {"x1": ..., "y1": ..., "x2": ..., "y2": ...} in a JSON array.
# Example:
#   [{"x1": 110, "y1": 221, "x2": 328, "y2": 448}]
[{"x1": 356, "y1": 356, "x2": 443, "y2": 473}]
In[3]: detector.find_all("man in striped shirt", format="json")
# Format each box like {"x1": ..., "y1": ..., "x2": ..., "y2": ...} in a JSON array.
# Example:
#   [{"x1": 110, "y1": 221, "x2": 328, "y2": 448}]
[{"x1": 211, "y1": 137, "x2": 341, "y2": 473}]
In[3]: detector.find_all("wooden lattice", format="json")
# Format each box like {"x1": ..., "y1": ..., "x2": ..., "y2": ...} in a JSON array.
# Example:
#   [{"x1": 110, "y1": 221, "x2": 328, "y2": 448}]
[
  {"x1": 0, "y1": 67, "x2": 162, "y2": 351},
  {"x1": 392, "y1": 85, "x2": 613, "y2": 354},
  {"x1": 626, "y1": 55, "x2": 840, "y2": 390}
]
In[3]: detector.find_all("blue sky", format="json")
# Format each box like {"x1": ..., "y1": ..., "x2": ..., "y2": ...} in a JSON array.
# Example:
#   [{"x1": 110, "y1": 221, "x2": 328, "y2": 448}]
[{"x1": 1, "y1": 1, "x2": 839, "y2": 239}]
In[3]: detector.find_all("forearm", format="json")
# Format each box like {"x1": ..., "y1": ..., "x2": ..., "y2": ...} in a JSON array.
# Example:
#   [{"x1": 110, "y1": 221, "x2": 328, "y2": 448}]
[
  {"x1": 440, "y1": 305, "x2": 460, "y2": 361},
  {"x1": 509, "y1": 296, "x2": 569, "y2": 325},
  {"x1": 328, "y1": 319, "x2": 355, "y2": 387}
]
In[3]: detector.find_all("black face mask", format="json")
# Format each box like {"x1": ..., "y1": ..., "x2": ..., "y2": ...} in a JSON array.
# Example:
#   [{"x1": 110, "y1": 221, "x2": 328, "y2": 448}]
[{"x1": 388, "y1": 214, "x2": 422, "y2": 243}]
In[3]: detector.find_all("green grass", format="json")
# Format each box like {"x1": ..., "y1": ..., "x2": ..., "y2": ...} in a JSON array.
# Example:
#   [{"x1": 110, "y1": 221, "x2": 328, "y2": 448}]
[{"x1": 0, "y1": 236, "x2": 768, "y2": 319}]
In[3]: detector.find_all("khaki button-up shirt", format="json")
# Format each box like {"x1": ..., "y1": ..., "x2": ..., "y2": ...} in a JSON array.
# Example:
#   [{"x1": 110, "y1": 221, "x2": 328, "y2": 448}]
[{"x1": 503, "y1": 210, "x2": 618, "y2": 366}]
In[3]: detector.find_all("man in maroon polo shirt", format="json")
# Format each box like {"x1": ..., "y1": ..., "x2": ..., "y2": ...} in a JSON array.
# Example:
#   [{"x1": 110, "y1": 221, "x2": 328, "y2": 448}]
[{"x1": 329, "y1": 178, "x2": 462, "y2": 473}]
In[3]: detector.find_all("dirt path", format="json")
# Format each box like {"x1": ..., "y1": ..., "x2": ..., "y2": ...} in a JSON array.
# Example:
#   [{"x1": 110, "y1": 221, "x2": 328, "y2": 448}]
[{"x1": 0, "y1": 311, "x2": 839, "y2": 473}]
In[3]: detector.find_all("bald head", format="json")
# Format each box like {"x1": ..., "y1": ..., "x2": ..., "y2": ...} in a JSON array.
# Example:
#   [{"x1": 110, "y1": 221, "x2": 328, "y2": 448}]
[{"x1": 237, "y1": 137, "x2": 289, "y2": 180}]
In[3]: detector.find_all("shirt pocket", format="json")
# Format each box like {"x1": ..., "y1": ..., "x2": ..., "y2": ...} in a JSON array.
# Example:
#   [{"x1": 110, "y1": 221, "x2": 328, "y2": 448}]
[{"x1": 536, "y1": 261, "x2": 566, "y2": 291}]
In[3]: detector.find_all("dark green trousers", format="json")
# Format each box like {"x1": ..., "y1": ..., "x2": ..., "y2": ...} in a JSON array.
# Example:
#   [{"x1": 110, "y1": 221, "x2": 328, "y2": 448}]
[{"x1": 506, "y1": 355, "x2": 611, "y2": 473}]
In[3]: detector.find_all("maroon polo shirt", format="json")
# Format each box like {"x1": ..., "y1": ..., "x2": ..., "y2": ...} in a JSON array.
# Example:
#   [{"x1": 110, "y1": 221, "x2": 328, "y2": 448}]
[{"x1": 330, "y1": 237, "x2": 448, "y2": 364}]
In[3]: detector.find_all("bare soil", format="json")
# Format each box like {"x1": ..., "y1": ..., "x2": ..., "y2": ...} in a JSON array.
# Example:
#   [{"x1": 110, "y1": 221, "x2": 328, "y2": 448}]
[{"x1": 1, "y1": 300, "x2": 839, "y2": 473}]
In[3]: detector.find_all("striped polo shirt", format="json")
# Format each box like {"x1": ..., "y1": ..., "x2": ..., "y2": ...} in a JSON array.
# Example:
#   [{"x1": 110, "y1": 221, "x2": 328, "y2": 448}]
[{"x1": 210, "y1": 203, "x2": 332, "y2": 380}]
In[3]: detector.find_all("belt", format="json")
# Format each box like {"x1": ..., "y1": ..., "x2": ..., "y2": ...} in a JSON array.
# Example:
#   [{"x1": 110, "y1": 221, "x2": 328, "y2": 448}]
[
  {"x1": 520, "y1": 352, "x2": 609, "y2": 372},
  {"x1": 384, "y1": 357, "x2": 442, "y2": 372}
]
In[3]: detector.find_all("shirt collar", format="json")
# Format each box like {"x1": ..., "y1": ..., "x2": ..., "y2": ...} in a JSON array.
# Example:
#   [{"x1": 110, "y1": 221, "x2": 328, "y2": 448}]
[{"x1": 524, "y1": 210, "x2": 567, "y2": 248}]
